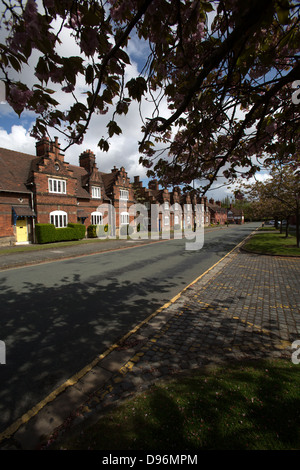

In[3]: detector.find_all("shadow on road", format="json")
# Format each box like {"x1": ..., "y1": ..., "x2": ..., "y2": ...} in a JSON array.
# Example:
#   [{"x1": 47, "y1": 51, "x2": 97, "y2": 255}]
[{"x1": 0, "y1": 273, "x2": 179, "y2": 433}]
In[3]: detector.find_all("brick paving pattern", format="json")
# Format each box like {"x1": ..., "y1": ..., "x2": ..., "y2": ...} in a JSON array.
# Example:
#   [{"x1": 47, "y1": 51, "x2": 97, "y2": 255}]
[
  {"x1": 4, "y1": 246, "x2": 299, "y2": 449},
  {"x1": 72, "y1": 250, "x2": 300, "y2": 422}
]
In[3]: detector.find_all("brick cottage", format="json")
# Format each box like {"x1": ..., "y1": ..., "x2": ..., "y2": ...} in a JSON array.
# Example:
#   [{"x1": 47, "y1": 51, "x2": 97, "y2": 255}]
[{"x1": 0, "y1": 137, "x2": 232, "y2": 246}]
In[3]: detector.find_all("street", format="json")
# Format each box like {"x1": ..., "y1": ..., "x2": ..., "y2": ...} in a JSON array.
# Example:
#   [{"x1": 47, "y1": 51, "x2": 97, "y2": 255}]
[{"x1": 0, "y1": 223, "x2": 259, "y2": 434}]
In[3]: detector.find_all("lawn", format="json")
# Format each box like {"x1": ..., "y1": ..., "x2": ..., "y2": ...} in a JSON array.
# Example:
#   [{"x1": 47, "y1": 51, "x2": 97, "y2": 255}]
[
  {"x1": 47, "y1": 359, "x2": 300, "y2": 451},
  {"x1": 243, "y1": 230, "x2": 300, "y2": 256}
]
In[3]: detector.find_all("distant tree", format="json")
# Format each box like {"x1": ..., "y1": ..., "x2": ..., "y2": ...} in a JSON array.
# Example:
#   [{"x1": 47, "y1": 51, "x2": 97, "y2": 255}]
[
  {"x1": 0, "y1": 0, "x2": 299, "y2": 192},
  {"x1": 244, "y1": 165, "x2": 300, "y2": 247}
]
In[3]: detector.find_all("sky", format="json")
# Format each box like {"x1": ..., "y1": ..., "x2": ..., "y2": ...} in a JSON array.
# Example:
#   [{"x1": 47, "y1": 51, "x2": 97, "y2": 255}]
[{"x1": 0, "y1": 3, "x2": 270, "y2": 203}]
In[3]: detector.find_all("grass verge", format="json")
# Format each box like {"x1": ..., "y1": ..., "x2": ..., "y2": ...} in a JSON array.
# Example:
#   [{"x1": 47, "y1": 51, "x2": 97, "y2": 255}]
[
  {"x1": 243, "y1": 231, "x2": 300, "y2": 256},
  {"x1": 48, "y1": 359, "x2": 300, "y2": 451},
  {"x1": 0, "y1": 237, "x2": 121, "y2": 255}
]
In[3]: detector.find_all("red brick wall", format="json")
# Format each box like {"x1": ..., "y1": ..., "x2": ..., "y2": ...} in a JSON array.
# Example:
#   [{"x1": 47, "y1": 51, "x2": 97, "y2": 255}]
[
  {"x1": 0, "y1": 208, "x2": 14, "y2": 237},
  {"x1": 0, "y1": 192, "x2": 32, "y2": 238},
  {"x1": 33, "y1": 170, "x2": 78, "y2": 225}
]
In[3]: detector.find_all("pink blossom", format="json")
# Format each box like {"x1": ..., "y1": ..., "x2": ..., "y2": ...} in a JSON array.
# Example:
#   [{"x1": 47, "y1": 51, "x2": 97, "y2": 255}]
[
  {"x1": 24, "y1": 0, "x2": 38, "y2": 21},
  {"x1": 191, "y1": 22, "x2": 205, "y2": 42},
  {"x1": 7, "y1": 85, "x2": 33, "y2": 113},
  {"x1": 68, "y1": 11, "x2": 83, "y2": 29},
  {"x1": 109, "y1": 0, "x2": 135, "y2": 21},
  {"x1": 24, "y1": 0, "x2": 41, "y2": 39}
]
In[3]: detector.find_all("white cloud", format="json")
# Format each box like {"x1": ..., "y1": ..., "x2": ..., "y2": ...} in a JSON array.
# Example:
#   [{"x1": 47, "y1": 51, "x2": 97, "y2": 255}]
[
  {"x1": 0, "y1": 125, "x2": 36, "y2": 154},
  {"x1": 0, "y1": 6, "x2": 173, "y2": 185}
]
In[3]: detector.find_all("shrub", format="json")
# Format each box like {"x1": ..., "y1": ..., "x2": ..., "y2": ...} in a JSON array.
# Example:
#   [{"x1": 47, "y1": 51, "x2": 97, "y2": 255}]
[
  {"x1": 35, "y1": 223, "x2": 86, "y2": 244},
  {"x1": 87, "y1": 224, "x2": 111, "y2": 238},
  {"x1": 68, "y1": 223, "x2": 86, "y2": 239},
  {"x1": 35, "y1": 223, "x2": 56, "y2": 244},
  {"x1": 54, "y1": 227, "x2": 75, "y2": 242},
  {"x1": 87, "y1": 225, "x2": 97, "y2": 238}
]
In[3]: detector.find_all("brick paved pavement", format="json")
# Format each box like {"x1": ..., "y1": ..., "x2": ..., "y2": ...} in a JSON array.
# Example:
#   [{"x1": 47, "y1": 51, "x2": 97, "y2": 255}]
[
  {"x1": 3, "y1": 243, "x2": 300, "y2": 449},
  {"x1": 41, "y1": 247, "x2": 300, "y2": 446}
]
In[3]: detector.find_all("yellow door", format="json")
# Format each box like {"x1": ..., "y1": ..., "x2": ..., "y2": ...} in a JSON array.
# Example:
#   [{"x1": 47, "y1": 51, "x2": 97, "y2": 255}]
[{"x1": 16, "y1": 217, "x2": 28, "y2": 243}]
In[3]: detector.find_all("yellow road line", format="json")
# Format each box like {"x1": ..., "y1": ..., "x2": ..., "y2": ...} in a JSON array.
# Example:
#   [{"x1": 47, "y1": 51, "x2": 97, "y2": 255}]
[
  {"x1": 232, "y1": 316, "x2": 292, "y2": 350},
  {"x1": 0, "y1": 228, "x2": 257, "y2": 443}
]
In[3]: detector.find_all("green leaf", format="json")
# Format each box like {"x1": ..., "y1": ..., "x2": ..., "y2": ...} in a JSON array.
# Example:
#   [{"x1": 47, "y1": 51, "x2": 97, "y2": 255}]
[
  {"x1": 115, "y1": 48, "x2": 131, "y2": 65},
  {"x1": 202, "y1": 2, "x2": 214, "y2": 13},
  {"x1": 126, "y1": 77, "x2": 147, "y2": 101},
  {"x1": 98, "y1": 138, "x2": 110, "y2": 152},
  {"x1": 277, "y1": 8, "x2": 289, "y2": 24},
  {"x1": 8, "y1": 54, "x2": 22, "y2": 72},
  {"x1": 116, "y1": 100, "x2": 129, "y2": 115},
  {"x1": 107, "y1": 120, "x2": 122, "y2": 137},
  {"x1": 275, "y1": 0, "x2": 290, "y2": 24},
  {"x1": 85, "y1": 65, "x2": 94, "y2": 85},
  {"x1": 35, "y1": 57, "x2": 49, "y2": 82},
  {"x1": 68, "y1": 103, "x2": 87, "y2": 124}
]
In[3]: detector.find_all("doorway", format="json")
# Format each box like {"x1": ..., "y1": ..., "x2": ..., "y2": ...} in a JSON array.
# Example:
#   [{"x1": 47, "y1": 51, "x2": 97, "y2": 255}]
[{"x1": 16, "y1": 217, "x2": 28, "y2": 243}]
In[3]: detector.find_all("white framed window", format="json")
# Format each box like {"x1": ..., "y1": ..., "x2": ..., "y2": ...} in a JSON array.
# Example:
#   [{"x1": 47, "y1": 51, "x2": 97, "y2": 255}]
[
  {"x1": 120, "y1": 189, "x2": 129, "y2": 200},
  {"x1": 50, "y1": 210, "x2": 68, "y2": 228},
  {"x1": 164, "y1": 202, "x2": 169, "y2": 210},
  {"x1": 120, "y1": 212, "x2": 129, "y2": 225},
  {"x1": 91, "y1": 211, "x2": 103, "y2": 225},
  {"x1": 91, "y1": 186, "x2": 101, "y2": 199},
  {"x1": 48, "y1": 178, "x2": 66, "y2": 194},
  {"x1": 164, "y1": 215, "x2": 170, "y2": 225},
  {"x1": 174, "y1": 215, "x2": 179, "y2": 225}
]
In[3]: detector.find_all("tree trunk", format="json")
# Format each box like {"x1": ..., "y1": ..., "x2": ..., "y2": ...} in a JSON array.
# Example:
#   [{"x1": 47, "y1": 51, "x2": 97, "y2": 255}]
[
  {"x1": 296, "y1": 204, "x2": 300, "y2": 249},
  {"x1": 285, "y1": 216, "x2": 289, "y2": 238}
]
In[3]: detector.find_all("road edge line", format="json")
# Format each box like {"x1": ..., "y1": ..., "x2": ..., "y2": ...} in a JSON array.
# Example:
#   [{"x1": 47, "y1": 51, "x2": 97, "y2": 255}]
[{"x1": 0, "y1": 227, "x2": 258, "y2": 444}]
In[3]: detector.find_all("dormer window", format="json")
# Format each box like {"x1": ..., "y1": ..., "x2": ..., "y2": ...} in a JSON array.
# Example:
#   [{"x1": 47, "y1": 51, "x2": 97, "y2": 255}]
[
  {"x1": 91, "y1": 186, "x2": 101, "y2": 199},
  {"x1": 48, "y1": 178, "x2": 66, "y2": 194},
  {"x1": 120, "y1": 189, "x2": 129, "y2": 200}
]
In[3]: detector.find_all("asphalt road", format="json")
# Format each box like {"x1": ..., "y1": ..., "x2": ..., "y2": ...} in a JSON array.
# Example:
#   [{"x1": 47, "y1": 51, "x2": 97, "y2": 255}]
[{"x1": 0, "y1": 222, "x2": 259, "y2": 433}]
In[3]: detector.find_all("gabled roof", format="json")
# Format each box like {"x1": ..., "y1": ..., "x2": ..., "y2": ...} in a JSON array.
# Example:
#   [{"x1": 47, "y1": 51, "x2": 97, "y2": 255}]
[
  {"x1": 69, "y1": 165, "x2": 91, "y2": 199},
  {"x1": 99, "y1": 171, "x2": 117, "y2": 197},
  {"x1": 207, "y1": 201, "x2": 227, "y2": 213},
  {"x1": 0, "y1": 145, "x2": 112, "y2": 201},
  {"x1": 0, "y1": 147, "x2": 34, "y2": 193},
  {"x1": 228, "y1": 207, "x2": 244, "y2": 216},
  {"x1": 100, "y1": 168, "x2": 133, "y2": 202}
]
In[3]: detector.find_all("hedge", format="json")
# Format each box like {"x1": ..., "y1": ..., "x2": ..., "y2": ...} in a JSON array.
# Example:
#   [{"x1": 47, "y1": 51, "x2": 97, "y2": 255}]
[
  {"x1": 68, "y1": 223, "x2": 86, "y2": 239},
  {"x1": 35, "y1": 223, "x2": 86, "y2": 244},
  {"x1": 87, "y1": 224, "x2": 111, "y2": 238}
]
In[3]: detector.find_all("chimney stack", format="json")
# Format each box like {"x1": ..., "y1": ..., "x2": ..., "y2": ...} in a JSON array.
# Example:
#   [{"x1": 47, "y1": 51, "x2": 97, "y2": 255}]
[
  {"x1": 148, "y1": 179, "x2": 159, "y2": 191},
  {"x1": 79, "y1": 150, "x2": 96, "y2": 174},
  {"x1": 36, "y1": 136, "x2": 50, "y2": 157}
]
